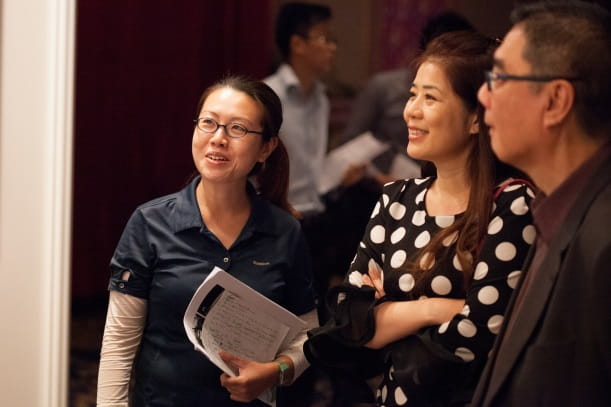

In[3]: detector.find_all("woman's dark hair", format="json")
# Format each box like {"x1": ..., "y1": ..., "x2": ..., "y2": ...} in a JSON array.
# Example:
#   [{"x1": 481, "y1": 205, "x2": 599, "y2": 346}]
[
  {"x1": 195, "y1": 75, "x2": 298, "y2": 217},
  {"x1": 409, "y1": 31, "x2": 527, "y2": 285}
]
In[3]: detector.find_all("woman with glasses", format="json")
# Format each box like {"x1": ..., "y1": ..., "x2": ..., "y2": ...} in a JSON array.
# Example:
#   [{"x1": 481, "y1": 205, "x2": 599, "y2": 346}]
[
  {"x1": 305, "y1": 31, "x2": 535, "y2": 406},
  {"x1": 97, "y1": 76, "x2": 317, "y2": 406}
]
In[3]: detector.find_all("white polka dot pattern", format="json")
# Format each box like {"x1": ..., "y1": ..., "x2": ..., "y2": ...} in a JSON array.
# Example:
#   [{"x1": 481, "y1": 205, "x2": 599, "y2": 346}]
[
  {"x1": 487, "y1": 314, "x2": 503, "y2": 334},
  {"x1": 370, "y1": 225, "x2": 386, "y2": 244},
  {"x1": 382, "y1": 194, "x2": 390, "y2": 208},
  {"x1": 495, "y1": 242, "x2": 517, "y2": 261},
  {"x1": 389, "y1": 202, "x2": 407, "y2": 220},
  {"x1": 488, "y1": 216, "x2": 503, "y2": 234},
  {"x1": 411, "y1": 210, "x2": 426, "y2": 226},
  {"x1": 510, "y1": 196, "x2": 529, "y2": 215},
  {"x1": 478, "y1": 286, "x2": 499, "y2": 305},
  {"x1": 453, "y1": 254, "x2": 464, "y2": 271},
  {"x1": 522, "y1": 224, "x2": 536, "y2": 244},
  {"x1": 435, "y1": 215, "x2": 455, "y2": 228},
  {"x1": 507, "y1": 270, "x2": 521, "y2": 289},
  {"x1": 419, "y1": 252, "x2": 435, "y2": 270},
  {"x1": 414, "y1": 230, "x2": 430, "y2": 248},
  {"x1": 398, "y1": 273, "x2": 415, "y2": 292},
  {"x1": 473, "y1": 262, "x2": 488, "y2": 280},
  {"x1": 391, "y1": 227, "x2": 406, "y2": 244},
  {"x1": 457, "y1": 319, "x2": 477, "y2": 338},
  {"x1": 431, "y1": 275, "x2": 452, "y2": 295},
  {"x1": 455, "y1": 347, "x2": 475, "y2": 362},
  {"x1": 442, "y1": 231, "x2": 458, "y2": 247},
  {"x1": 395, "y1": 387, "x2": 408, "y2": 405},
  {"x1": 371, "y1": 201, "x2": 381, "y2": 218},
  {"x1": 348, "y1": 271, "x2": 363, "y2": 287},
  {"x1": 347, "y1": 178, "x2": 534, "y2": 405},
  {"x1": 415, "y1": 189, "x2": 426, "y2": 204},
  {"x1": 390, "y1": 250, "x2": 407, "y2": 268}
]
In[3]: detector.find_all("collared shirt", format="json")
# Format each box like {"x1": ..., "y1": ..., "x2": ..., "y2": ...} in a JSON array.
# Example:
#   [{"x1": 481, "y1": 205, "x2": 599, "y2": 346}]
[
  {"x1": 264, "y1": 64, "x2": 329, "y2": 215},
  {"x1": 108, "y1": 176, "x2": 315, "y2": 406}
]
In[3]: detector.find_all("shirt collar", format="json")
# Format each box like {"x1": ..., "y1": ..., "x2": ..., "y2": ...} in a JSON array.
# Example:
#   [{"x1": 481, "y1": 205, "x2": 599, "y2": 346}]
[
  {"x1": 532, "y1": 140, "x2": 611, "y2": 243},
  {"x1": 172, "y1": 175, "x2": 280, "y2": 237},
  {"x1": 276, "y1": 63, "x2": 326, "y2": 96}
]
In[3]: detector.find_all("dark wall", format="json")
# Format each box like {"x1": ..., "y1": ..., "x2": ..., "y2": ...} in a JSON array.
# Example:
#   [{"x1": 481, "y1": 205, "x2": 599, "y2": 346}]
[{"x1": 72, "y1": 0, "x2": 272, "y2": 300}]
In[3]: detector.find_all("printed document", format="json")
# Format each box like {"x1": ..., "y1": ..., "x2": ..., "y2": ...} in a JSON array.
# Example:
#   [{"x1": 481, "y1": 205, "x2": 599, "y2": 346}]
[
  {"x1": 183, "y1": 267, "x2": 306, "y2": 406},
  {"x1": 318, "y1": 131, "x2": 390, "y2": 194}
]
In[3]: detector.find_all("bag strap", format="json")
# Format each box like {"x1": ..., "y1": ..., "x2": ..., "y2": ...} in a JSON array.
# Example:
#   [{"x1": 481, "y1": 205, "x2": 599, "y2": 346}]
[
  {"x1": 476, "y1": 178, "x2": 535, "y2": 259},
  {"x1": 492, "y1": 178, "x2": 535, "y2": 201}
]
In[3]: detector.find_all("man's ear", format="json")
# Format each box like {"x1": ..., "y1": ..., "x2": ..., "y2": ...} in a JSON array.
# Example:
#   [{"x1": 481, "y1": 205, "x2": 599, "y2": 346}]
[
  {"x1": 290, "y1": 34, "x2": 306, "y2": 56},
  {"x1": 543, "y1": 80, "x2": 574, "y2": 128}
]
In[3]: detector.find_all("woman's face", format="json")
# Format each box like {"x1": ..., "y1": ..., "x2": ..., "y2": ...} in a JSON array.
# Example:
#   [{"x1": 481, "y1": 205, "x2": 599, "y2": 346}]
[
  {"x1": 192, "y1": 87, "x2": 277, "y2": 186},
  {"x1": 404, "y1": 61, "x2": 478, "y2": 166}
]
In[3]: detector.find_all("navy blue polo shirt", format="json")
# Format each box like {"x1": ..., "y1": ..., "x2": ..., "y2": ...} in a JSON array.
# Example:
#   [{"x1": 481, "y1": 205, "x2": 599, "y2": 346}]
[{"x1": 108, "y1": 176, "x2": 315, "y2": 406}]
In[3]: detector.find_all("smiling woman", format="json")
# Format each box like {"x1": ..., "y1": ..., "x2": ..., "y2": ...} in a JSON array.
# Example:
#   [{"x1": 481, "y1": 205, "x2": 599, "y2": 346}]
[
  {"x1": 96, "y1": 76, "x2": 318, "y2": 406},
  {"x1": 305, "y1": 30, "x2": 535, "y2": 407}
]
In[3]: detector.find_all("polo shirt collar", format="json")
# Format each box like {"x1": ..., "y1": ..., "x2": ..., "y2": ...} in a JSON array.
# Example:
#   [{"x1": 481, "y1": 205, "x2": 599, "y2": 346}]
[{"x1": 172, "y1": 176, "x2": 280, "y2": 237}]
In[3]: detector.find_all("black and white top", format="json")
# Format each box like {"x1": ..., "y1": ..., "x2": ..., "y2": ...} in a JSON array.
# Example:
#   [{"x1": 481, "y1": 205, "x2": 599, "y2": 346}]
[{"x1": 345, "y1": 177, "x2": 535, "y2": 406}]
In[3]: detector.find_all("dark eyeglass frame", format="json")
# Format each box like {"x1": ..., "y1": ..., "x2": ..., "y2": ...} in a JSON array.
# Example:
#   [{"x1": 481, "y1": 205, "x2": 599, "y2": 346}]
[
  {"x1": 193, "y1": 118, "x2": 264, "y2": 139},
  {"x1": 301, "y1": 33, "x2": 337, "y2": 45},
  {"x1": 485, "y1": 70, "x2": 580, "y2": 91}
]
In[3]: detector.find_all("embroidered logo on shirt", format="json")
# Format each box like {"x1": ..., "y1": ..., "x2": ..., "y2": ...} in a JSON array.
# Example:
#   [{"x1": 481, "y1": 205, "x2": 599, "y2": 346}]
[{"x1": 252, "y1": 260, "x2": 270, "y2": 266}]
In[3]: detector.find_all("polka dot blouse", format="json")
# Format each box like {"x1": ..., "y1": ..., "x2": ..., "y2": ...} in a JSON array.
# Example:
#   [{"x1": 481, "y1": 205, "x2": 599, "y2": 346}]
[{"x1": 345, "y1": 177, "x2": 535, "y2": 406}]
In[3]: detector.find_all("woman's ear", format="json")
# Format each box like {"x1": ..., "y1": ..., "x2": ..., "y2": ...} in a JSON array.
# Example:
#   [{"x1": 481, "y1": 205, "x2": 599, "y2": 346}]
[
  {"x1": 469, "y1": 113, "x2": 480, "y2": 136},
  {"x1": 259, "y1": 137, "x2": 279, "y2": 162}
]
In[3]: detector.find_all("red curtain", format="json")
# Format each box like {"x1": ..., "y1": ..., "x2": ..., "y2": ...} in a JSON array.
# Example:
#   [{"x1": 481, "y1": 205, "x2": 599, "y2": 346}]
[{"x1": 72, "y1": 0, "x2": 272, "y2": 300}]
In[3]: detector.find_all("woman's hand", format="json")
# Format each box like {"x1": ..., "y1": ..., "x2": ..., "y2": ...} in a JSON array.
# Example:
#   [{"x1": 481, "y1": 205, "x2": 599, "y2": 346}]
[
  {"x1": 362, "y1": 262, "x2": 385, "y2": 299},
  {"x1": 219, "y1": 351, "x2": 279, "y2": 402}
]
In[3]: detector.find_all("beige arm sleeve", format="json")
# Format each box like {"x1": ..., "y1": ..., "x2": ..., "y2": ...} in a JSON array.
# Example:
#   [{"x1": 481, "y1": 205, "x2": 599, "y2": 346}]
[
  {"x1": 277, "y1": 308, "x2": 319, "y2": 383},
  {"x1": 96, "y1": 290, "x2": 147, "y2": 407}
]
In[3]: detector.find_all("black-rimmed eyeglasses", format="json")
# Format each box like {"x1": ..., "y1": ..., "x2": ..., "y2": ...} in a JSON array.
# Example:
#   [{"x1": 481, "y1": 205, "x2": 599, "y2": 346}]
[
  {"x1": 193, "y1": 118, "x2": 264, "y2": 139},
  {"x1": 484, "y1": 70, "x2": 580, "y2": 91}
]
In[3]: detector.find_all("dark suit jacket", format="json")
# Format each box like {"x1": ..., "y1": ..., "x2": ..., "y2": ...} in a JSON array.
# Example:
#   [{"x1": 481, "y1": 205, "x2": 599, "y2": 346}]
[{"x1": 471, "y1": 157, "x2": 611, "y2": 406}]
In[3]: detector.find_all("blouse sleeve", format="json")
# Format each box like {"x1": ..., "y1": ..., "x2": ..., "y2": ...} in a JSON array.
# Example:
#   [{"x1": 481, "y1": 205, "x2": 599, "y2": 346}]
[
  {"x1": 324, "y1": 181, "x2": 404, "y2": 344},
  {"x1": 391, "y1": 182, "x2": 535, "y2": 393}
]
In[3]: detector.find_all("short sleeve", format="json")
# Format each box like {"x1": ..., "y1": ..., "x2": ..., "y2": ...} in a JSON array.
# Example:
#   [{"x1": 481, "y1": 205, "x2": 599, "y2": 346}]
[{"x1": 109, "y1": 208, "x2": 156, "y2": 299}]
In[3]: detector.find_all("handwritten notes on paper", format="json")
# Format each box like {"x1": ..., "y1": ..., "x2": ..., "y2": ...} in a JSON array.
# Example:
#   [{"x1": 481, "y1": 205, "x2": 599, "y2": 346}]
[{"x1": 183, "y1": 267, "x2": 306, "y2": 406}]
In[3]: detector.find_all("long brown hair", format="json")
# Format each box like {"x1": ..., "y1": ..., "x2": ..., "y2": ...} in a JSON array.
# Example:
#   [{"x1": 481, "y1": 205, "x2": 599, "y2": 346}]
[
  {"x1": 408, "y1": 31, "x2": 524, "y2": 285},
  {"x1": 195, "y1": 75, "x2": 298, "y2": 217}
]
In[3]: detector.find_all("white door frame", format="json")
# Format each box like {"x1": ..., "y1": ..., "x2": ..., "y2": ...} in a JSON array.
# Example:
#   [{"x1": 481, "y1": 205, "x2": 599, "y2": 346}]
[{"x1": 0, "y1": 0, "x2": 75, "y2": 406}]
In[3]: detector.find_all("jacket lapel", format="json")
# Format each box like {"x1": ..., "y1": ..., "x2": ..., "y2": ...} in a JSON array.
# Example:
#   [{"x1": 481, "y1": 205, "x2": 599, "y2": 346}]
[{"x1": 484, "y1": 157, "x2": 611, "y2": 405}]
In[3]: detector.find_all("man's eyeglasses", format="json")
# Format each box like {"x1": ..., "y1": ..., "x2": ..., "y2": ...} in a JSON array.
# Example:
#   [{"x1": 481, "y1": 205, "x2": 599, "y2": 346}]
[
  {"x1": 484, "y1": 70, "x2": 580, "y2": 91},
  {"x1": 193, "y1": 118, "x2": 264, "y2": 139},
  {"x1": 305, "y1": 33, "x2": 337, "y2": 45}
]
